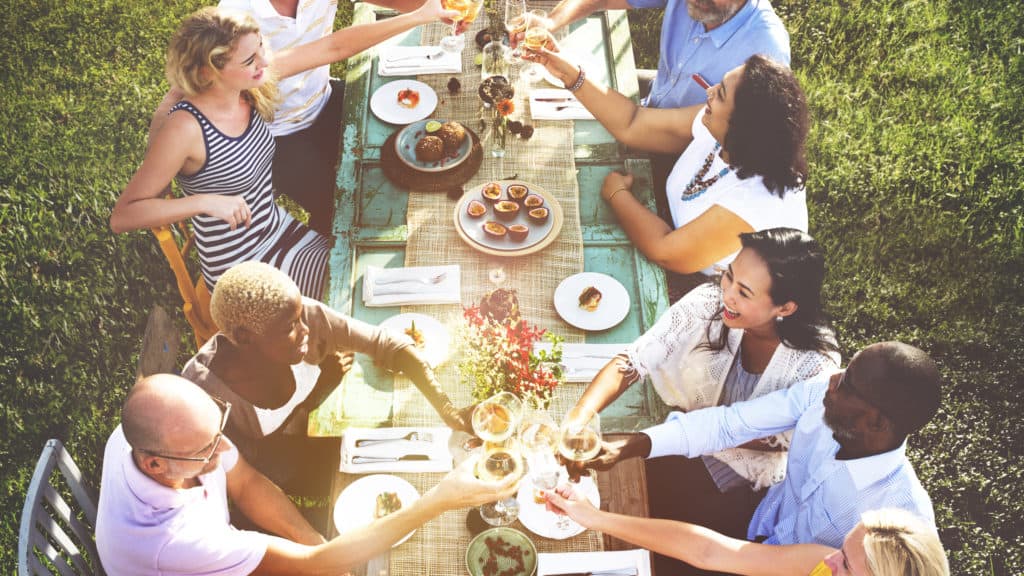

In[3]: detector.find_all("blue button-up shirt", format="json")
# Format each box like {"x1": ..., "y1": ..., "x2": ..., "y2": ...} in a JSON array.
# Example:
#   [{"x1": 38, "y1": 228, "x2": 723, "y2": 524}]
[
  {"x1": 628, "y1": 0, "x2": 791, "y2": 109},
  {"x1": 644, "y1": 373, "x2": 936, "y2": 547}
]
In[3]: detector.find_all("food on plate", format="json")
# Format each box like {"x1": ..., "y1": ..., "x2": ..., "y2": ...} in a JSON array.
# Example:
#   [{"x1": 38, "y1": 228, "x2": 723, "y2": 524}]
[
  {"x1": 482, "y1": 221, "x2": 508, "y2": 239},
  {"x1": 527, "y1": 207, "x2": 549, "y2": 223},
  {"x1": 375, "y1": 491, "x2": 403, "y2": 519},
  {"x1": 493, "y1": 200, "x2": 520, "y2": 221},
  {"x1": 507, "y1": 224, "x2": 529, "y2": 242},
  {"x1": 467, "y1": 199, "x2": 487, "y2": 218},
  {"x1": 479, "y1": 288, "x2": 520, "y2": 324},
  {"x1": 425, "y1": 120, "x2": 443, "y2": 133},
  {"x1": 507, "y1": 184, "x2": 528, "y2": 201},
  {"x1": 437, "y1": 121, "x2": 467, "y2": 154},
  {"x1": 415, "y1": 136, "x2": 445, "y2": 162},
  {"x1": 476, "y1": 535, "x2": 531, "y2": 576},
  {"x1": 396, "y1": 88, "x2": 420, "y2": 108},
  {"x1": 523, "y1": 194, "x2": 544, "y2": 208},
  {"x1": 482, "y1": 182, "x2": 503, "y2": 203},
  {"x1": 578, "y1": 286, "x2": 602, "y2": 312},
  {"x1": 404, "y1": 320, "x2": 425, "y2": 348}
]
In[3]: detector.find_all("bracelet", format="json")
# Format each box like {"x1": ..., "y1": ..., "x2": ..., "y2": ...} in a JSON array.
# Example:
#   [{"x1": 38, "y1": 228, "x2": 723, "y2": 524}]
[
  {"x1": 567, "y1": 65, "x2": 586, "y2": 93},
  {"x1": 605, "y1": 187, "x2": 629, "y2": 202}
]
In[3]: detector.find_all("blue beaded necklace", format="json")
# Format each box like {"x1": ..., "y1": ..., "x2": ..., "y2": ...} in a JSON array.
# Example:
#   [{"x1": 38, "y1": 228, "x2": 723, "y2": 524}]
[{"x1": 681, "y1": 142, "x2": 731, "y2": 202}]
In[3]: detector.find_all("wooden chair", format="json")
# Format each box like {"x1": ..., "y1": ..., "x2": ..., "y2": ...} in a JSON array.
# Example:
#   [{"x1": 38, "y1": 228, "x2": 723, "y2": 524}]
[
  {"x1": 18, "y1": 439, "x2": 105, "y2": 576},
  {"x1": 151, "y1": 221, "x2": 217, "y2": 348}
]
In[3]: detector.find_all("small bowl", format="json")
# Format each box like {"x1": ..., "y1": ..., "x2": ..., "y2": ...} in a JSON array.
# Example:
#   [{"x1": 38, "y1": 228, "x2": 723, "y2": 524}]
[{"x1": 466, "y1": 527, "x2": 538, "y2": 576}]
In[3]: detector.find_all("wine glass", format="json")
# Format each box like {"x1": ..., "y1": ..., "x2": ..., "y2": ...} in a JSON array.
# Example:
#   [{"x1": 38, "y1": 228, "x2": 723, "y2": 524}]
[
  {"x1": 504, "y1": 0, "x2": 527, "y2": 57},
  {"x1": 558, "y1": 406, "x2": 602, "y2": 475},
  {"x1": 476, "y1": 437, "x2": 525, "y2": 526},
  {"x1": 471, "y1": 391, "x2": 523, "y2": 444},
  {"x1": 440, "y1": 0, "x2": 484, "y2": 54},
  {"x1": 519, "y1": 9, "x2": 549, "y2": 82},
  {"x1": 519, "y1": 412, "x2": 571, "y2": 529}
]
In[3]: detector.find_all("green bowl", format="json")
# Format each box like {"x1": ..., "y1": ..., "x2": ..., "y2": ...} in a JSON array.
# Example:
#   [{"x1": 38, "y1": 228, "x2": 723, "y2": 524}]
[{"x1": 466, "y1": 527, "x2": 538, "y2": 576}]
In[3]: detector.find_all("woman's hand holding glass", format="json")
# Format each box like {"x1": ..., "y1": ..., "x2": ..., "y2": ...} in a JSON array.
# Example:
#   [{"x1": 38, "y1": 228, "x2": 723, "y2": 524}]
[
  {"x1": 541, "y1": 483, "x2": 600, "y2": 529},
  {"x1": 471, "y1": 392, "x2": 525, "y2": 526},
  {"x1": 439, "y1": 0, "x2": 483, "y2": 53}
]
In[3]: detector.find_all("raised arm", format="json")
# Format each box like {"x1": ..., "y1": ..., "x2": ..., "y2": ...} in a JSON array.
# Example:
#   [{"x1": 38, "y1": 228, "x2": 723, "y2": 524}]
[
  {"x1": 226, "y1": 450, "x2": 326, "y2": 546},
  {"x1": 271, "y1": 0, "x2": 457, "y2": 80},
  {"x1": 547, "y1": 0, "x2": 631, "y2": 31},
  {"x1": 109, "y1": 111, "x2": 252, "y2": 233},
  {"x1": 545, "y1": 486, "x2": 830, "y2": 576},
  {"x1": 601, "y1": 172, "x2": 754, "y2": 274},
  {"x1": 524, "y1": 42, "x2": 700, "y2": 153}
]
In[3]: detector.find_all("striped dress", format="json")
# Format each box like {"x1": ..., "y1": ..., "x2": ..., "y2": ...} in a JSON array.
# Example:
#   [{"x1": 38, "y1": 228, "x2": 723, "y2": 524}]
[{"x1": 171, "y1": 101, "x2": 329, "y2": 297}]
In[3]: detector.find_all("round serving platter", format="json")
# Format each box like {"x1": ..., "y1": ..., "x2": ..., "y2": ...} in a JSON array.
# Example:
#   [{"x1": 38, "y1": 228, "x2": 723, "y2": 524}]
[
  {"x1": 453, "y1": 180, "x2": 564, "y2": 257},
  {"x1": 394, "y1": 118, "x2": 473, "y2": 173}
]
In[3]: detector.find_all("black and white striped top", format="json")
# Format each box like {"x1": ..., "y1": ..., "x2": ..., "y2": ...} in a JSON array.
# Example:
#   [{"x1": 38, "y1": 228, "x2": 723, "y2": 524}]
[{"x1": 171, "y1": 101, "x2": 328, "y2": 297}]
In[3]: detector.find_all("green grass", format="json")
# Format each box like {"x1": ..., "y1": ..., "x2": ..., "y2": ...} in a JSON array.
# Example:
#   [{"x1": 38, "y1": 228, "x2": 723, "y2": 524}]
[{"x1": 2, "y1": 0, "x2": 1021, "y2": 573}]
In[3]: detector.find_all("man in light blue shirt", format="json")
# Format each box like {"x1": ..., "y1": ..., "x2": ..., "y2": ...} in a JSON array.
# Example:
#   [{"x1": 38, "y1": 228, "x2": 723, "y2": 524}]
[
  {"x1": 588, "y1": 341, "x2": 941, "y2": 573},
  {"x1": 542, "y1": 0, "x2": 789, "y2": 109}
]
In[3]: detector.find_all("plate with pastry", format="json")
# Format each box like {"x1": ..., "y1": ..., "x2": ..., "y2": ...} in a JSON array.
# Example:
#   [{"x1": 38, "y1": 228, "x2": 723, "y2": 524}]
[
  {"x1": 553, "y1": 272, "x2": 630, "y2": 331},
  {"x1": 370, "y1": 80, "x2": 438, "y2": 125},
  {"x1": 394, "y1": 118, "x2": 473, "y2": 172},
  {"x1": 378, "y1": 312, "x2": 450, "y2": 368},
  {"x1": 453, "y1": 180, "x2": 564, "y2": 257},
  {"x1": 334, "y1": 474, "x2": 420, "y2": 547}
]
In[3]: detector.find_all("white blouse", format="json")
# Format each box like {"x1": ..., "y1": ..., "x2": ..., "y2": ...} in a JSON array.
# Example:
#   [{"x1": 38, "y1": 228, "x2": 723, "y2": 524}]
[
  {"x1": 666, "y1": 108, "x2": 809, "y2": 275},
  {"x1": 254, "y1": 362, "x2": 321, "y2": 437}
]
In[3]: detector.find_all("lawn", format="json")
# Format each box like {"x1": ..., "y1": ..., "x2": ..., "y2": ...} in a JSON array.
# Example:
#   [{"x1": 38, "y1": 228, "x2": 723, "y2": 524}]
[{"x1": 2, "y1": 0, "x2": 1021, "y2": 573}]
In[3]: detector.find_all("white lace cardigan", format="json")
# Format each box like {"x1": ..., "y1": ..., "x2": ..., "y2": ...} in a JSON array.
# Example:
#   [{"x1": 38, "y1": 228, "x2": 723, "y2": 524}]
[{"x1": 623, "y1": 283, "x2": 840, "y2": 489}]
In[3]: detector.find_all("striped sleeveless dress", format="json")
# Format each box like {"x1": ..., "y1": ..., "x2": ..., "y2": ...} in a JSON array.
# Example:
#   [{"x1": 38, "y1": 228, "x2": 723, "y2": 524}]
[{"x1": 171, "y1": 101, "x2": 329, "y2": 298}]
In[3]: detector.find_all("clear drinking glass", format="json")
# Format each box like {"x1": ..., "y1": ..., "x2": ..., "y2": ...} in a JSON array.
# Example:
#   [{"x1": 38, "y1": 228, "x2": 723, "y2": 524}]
[
  {"x1": 440, "y1": 0, "x2": 484, "y2": 53},
  {"x1": 520, "y1": 9, "x2": 548, "y2": 82},
  {"x1": 471, "y1": 391, "x2": 523, "y2": 444},
  {"x1": 558, "y1": 406, "x2": 602, "y2": 472},
  {"x1": 476, "y1": 437, "x2": 524, "y2": 526},
  {"x1": 504, "y1": 0, "x2": 527, "y2": 57},
  {"x1": 520, "y1": 412, "x2": 571, "y2": 528}
]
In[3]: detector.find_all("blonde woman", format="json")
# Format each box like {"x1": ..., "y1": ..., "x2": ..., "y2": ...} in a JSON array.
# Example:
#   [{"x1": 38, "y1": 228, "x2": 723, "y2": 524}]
[
  {"x1": 182, "y1": 261, "x2": 472, "y2": 488},
  {"x1": 110, "y1": 5, "x2": 452, "y2": 296},
  {"x1": 543, "y1": 491, "x2": 950, "y2": 576}
]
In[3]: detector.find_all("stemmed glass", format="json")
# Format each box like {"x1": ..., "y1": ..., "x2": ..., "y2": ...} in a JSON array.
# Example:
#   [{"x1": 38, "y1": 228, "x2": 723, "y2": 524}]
[
  {"x1": 520, "y1": 411, "x2": 571, "y2": 529},
  {"x1": 472, "y1": 392, "x2": 525, "y2": 526},
  {"x1": 440, "y1": 0, "x2": 485, "y2": 54},
  {"x1": 504, "y1": 0, "x2": 527, "y2": 57},
  {"x1": 557, "y1": 406, "x2": 602, "y2": 476},
  {"x1": 519, "y1": 9, "x2": 549, "y2": 82}
]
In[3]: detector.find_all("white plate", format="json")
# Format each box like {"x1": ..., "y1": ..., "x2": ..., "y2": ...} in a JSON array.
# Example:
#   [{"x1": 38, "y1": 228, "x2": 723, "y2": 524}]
[
  {"x1": 334, "y1": 474, "x2": 420, "y2": 547},
  {"x1": 516, "y1": 469, "x2": 600, "y2": 539},
  {"x1": 378, "y1": 313, "x2": 449, "y2": 368},
  {"x1": 370, "y1": 80, "x2": 438, "y2": 125},
  {"x1": 455, "y1": 181, "x2": 557, "y2": 252},
  {"x1": 553, "y1": 272, "x2": 630, "y2": 331}
]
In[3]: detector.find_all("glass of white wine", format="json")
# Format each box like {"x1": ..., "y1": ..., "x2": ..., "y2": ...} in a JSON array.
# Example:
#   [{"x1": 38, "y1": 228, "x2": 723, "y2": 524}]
[
  {"x1": 504, "y1": 0, "x2": 527, "y2": 57},
  {"x1": 440, "y1": 0, "x2": 484, "y2": 53},
  {"x1": 471, "y1": 391, "x2": 523, "y2": 444},
  {"x1": 558, "y1": 406, "x2": 602, "y2": 475},
  {"x1": 476, "y1": 437, "x2": 524, "y2": 526},
  {"x1": 520, "y1": 411, "x2": 572, "y2": 529},
  {"x1": 520, "y1": 9, "x2": 549, "y2": 82}
]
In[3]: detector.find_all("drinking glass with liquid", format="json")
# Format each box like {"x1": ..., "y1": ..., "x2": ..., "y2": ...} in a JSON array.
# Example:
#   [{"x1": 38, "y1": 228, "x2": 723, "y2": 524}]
[
  {"x1": 558, "y1": 406, "x2": 602, "y2": 473},
  {"x1": 476, "y1": 438, "x2": 524, "y2": 526}
]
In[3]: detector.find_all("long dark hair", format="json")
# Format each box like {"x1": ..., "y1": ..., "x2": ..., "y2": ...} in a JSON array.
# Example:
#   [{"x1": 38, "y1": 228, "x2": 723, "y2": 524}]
[
  {"x1": 704, "y1": 228, "x2": 837, "y2": 354},
  {"x1": 725, "y1": 54, "x2": 808, "y2": 197}
]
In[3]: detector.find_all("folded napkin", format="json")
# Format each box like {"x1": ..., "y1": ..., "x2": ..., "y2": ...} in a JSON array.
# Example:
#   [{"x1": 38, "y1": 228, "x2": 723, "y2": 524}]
[
  {"x1": 538, "y1": 550, "x2": 651, "y2": 576},
  {"x1": 378, "y1": 46, "x2": 462, "y2": 76},
  {"x1": 341, "y1": 426, "x2": 453, "y2": 473},
  {"x1": 530, "y1": 88, "x2": 596, "y2": 121},
  {"x1": 363, "y1": 265, "x2": 461, "y2": 307},
  {"x1": 535, "y1": 343, "x2": 625, "y2": 382}
]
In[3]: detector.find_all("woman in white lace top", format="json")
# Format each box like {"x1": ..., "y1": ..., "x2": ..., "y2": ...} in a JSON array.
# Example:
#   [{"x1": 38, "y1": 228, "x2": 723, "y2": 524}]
[{"x1": 570, "y1": 228, "x2": 839, "y2": 575}]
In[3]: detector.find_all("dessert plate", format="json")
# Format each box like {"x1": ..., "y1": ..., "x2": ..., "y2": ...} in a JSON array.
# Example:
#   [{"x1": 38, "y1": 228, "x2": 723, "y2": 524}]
[
  {"x1": 334, "y1": 474, "x2": 420, "y2": 547},
  {"x1": 454, "y1": 181, "x2": 563, "y2": 257},
  {"x1": 378, "y1": 312, "x2": 450, "y2": 368},
  {"x1": 370, "y1": 80, "x2": 437, "y2": 125},
  {"x1": 553, "y1": 272, "x2": 630, "y2": 331},
  {"x1": 394, "y1": 118, "x2": 473, "y2": 172}
]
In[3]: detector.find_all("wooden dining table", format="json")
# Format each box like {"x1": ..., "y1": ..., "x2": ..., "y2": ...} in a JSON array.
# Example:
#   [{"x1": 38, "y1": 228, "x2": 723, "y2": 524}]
[{"x1": 307, "y1": 3, "x2": 670, "y2": 573}]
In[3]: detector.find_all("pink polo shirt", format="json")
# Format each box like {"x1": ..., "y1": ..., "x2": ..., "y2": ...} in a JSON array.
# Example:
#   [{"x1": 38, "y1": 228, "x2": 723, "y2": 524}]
[{"x1": 95, "y1": 426, "x2": 268, "y2": 575}]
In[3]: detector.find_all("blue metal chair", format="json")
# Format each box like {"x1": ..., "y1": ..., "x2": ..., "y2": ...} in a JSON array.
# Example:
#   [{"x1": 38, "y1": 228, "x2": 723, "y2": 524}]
[{"x1": 18, "y1": 439, "x2": 104, "y2": 576}]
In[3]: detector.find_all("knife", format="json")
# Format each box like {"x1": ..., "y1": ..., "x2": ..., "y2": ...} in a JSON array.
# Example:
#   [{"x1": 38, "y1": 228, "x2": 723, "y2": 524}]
[
  {"x1": 534, "y1": 97, "x2": 576, "y2": 102},
  {"x1": 543, "y1": 569, "x2": 636, "y2": 576},
  {"x1": 351, "y1": 454, "x2": 434, "y2": 464}
]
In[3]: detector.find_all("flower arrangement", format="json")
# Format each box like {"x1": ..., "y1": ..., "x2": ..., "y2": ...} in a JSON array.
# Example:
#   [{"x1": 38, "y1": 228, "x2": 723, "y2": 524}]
[
  {"x1": 479, "y1": 75, "x2": 516, "y2": 153},
  {"x1": 458, "y1": 290, "x2": 564, "y2": 408}
]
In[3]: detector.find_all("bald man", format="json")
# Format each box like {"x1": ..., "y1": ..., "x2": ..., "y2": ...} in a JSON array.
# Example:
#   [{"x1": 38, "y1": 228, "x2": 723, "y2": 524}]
[{"x1": 95, "y1": 375, "x2": 517, "y2": 576}]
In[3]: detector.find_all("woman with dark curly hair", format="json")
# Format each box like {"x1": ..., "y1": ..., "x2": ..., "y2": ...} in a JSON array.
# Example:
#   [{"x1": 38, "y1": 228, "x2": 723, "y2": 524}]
[{"x1": 524, "y1": 47, "x2": 809, "y2": 281}]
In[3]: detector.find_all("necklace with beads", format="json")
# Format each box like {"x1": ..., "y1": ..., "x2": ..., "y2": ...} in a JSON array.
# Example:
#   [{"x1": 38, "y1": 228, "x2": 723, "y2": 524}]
[{"x1": 681, "y1": 143, "x2": 731, "y2": 202}]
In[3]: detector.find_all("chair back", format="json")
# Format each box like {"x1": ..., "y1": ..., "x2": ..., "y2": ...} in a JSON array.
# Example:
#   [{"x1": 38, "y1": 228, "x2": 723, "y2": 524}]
[
  {"x1": 18, "y1": 439, "x2": 105, "y2": 576},
  {"x1": 151, "y1": 221, "x2": 217, "y2": 348}
]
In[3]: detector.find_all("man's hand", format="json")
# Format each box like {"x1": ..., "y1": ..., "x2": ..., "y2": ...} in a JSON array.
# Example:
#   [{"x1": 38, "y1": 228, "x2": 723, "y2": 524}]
[
  {"x1": 561, "y1": 434, "x2": 651, "y2": 482},
  {"x1": 542, "y1": 484, "x2": 600, "y2": 528},
  {"x1": 424, "y1": 454, "x2": 520, "y2": 509}
]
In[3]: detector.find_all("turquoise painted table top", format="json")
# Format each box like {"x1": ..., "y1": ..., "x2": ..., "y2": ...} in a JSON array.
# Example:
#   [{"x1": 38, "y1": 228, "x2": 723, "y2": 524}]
[{"x1": 309, "y1": 6, "x2": 669, "y2": 436}]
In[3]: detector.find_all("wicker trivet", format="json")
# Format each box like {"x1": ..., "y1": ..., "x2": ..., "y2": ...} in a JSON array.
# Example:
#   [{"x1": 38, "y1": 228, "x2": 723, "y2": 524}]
[{"x1": 382, "y1": 127, "x2": 483, "y2": 194}]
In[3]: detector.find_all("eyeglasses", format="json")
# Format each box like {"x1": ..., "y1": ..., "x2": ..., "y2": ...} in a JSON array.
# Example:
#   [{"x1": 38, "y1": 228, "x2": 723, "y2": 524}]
[{"x1": 139, "y1": 395, "x2": 232, "y2": 463}]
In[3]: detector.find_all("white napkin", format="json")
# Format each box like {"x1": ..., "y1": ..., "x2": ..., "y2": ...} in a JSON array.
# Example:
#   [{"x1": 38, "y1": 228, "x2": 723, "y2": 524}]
[
  {"x1": 378, "y1": 46, "x2": 462, "y2": 76},
  {"x1": 530, "y1": 89, "x2": 595, "y2": 121},
  {"x1": 537, "y1": 550, "x2": 651, "y2": 576},
  {"x1": 363, "y1": 265, "x2": 461, "y2": 307},
  {"x1": 341, "y1": 427, "x2": 453, "y2": 473},
  {"x1": 535, "y1": 343, "x2": 625, "y2": 382}
]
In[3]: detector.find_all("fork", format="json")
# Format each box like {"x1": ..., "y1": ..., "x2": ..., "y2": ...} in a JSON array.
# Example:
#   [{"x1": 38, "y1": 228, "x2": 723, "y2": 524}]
[
  {"x1": 385, "y1": 50, "x2": 444, "y2": 63},
  {"x1": 375, "y1": 271, "x2": 447, "y2": 285},
  {"x1": 355, "y1": 431, "x2": 433, "y2": 447}
]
